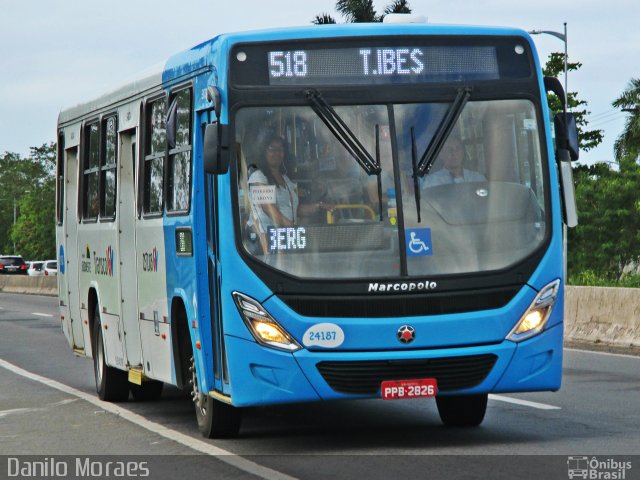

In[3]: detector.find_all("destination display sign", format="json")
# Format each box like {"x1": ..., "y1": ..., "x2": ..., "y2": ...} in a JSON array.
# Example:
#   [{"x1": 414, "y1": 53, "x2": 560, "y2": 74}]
[
  {"x1": 267, "y1": 46, "x2": 499, "y2": 85},
  {"x1": 230, "y1": 38, "x2": 532, "y2": 87}
]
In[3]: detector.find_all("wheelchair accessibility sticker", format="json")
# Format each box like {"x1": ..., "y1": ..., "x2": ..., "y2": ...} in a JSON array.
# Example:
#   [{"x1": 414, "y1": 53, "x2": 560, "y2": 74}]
[{"x1": 405, "y1": 228, "x2": 432, "y2": 256}]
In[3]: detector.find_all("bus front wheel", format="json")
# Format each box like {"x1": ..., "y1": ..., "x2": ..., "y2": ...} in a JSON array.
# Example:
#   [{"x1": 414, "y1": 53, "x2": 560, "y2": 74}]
[
  {"x1": 190, "y1": 356, "x2": 241, "y2": 438},
  {"x1": 92, "y1": 307, "x2": 129, "y2": 402},
  {"x1": 435, "y1": 393, "x2": 488, "y2": 427}
]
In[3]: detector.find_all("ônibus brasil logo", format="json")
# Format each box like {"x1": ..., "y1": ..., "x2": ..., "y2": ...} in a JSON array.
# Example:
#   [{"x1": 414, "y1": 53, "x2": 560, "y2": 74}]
[{"x1": 94, "y1": 246, "x2": 115, "y2": 277}]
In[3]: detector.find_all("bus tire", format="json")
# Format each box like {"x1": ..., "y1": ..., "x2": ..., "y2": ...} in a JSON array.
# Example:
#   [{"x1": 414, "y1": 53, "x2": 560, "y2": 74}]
[
  {"x1": 435, "y1": 393, "x2": 487, "y2": 427},
  {"x1": 92, "y1": 307, "x2": 129, "y2": 402},
  {"x1": 130, "y1": 380, "x2": 164, "y2": 401},
  {"x1": 190, "y1": 356, "x2": 241, "y2": 438}
]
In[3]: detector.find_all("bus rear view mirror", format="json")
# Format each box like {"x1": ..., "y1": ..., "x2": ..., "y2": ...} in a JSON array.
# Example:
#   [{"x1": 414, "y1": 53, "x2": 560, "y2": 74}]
[
  {"x1": 204, "y1": 123, "x2": 230, "y2": 174},
  {"x1": 554, "y1": 112, "x2": 579, "y2": 161},
  {"x1": 559, "y1": 152, "x2": 578, "y2": 228}
]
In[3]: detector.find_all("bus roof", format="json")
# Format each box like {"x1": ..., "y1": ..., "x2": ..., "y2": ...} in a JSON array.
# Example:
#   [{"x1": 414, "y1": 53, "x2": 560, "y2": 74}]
[{"x1": 204, "y1": 22, "x2": 529, "y2": 45}]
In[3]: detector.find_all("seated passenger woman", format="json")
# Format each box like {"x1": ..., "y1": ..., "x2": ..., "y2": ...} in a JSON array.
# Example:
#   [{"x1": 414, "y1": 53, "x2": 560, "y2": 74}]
[
  {"x1": 247, "y1": 135, "x2": 333, "y2": 232},
  {"x1": 423, "y1": 137, "x2": 486, "y2": 188}
]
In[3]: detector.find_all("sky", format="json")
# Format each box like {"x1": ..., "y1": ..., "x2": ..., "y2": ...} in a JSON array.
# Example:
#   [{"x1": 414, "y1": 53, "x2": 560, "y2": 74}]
[{"x1": 1, "y1": 0, "x2": 638, "y2": 165}]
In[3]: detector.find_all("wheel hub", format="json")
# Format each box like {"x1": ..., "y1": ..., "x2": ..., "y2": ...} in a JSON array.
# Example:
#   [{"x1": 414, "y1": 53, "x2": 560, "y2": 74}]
[{"x1": 190, "y1": 356, "x2": 207, "y2": 414}]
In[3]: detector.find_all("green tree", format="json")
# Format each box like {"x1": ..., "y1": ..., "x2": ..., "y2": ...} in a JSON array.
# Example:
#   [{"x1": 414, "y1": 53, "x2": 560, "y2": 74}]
[
  {"x1": 0, "y1": 152, "x2": 21, "y2": 253},
  {"x1": 313, "y1": 0, "x2": 411, "y2": 24},
  {"x1": 543, "y1": 52, "x2": 603, "y2": 151},
  {"x1": 10, "y1": 180, "x2": 56, "y2": 260},
  {"x1": 612, "y1": 78, "x2": 640, "y2": 161},
  {"x1": 568, "y1": 158, "x2": 640, "y2": 282},
  {"x1": 0, "y1": 143, "x2": 56, "y2": 258}
]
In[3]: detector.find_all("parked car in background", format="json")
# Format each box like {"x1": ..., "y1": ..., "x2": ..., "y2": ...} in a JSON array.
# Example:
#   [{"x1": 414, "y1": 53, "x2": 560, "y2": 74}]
[
  {"x1": 43, "y1": 260, "x2": 58, "y2": 276},
  {"x1": 27, "y1": 261, "x2": 45, "y2": 276},
  {"x1": 0, "y1": 256, "x2": 28, "y2": 275}
]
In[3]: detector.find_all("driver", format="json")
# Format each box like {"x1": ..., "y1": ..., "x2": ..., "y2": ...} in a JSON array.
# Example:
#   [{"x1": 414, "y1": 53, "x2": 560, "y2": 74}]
[{"x1": 423, "y1": 137, "x2": 486, "y2": 188}]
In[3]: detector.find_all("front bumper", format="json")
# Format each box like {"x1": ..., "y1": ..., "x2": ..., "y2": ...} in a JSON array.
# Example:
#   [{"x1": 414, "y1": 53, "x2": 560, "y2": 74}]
[{"x1": 224, "y1": 322, "x2": 563, "y2": 407}]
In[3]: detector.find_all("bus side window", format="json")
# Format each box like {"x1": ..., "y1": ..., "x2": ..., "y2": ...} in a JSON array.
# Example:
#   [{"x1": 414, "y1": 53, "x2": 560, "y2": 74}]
[
  {"x1": 143, "y1": 97, "x2": 167, "y2": 215},
  {"x1": 82, "y1": 122, "x2": 100, "y2": 220},
  {"x1": 167, "y1": 88, "x2": 192, "y2": 213},
  {"x1": 101, "y1": 115, "x2": 118, "y2": 220}
]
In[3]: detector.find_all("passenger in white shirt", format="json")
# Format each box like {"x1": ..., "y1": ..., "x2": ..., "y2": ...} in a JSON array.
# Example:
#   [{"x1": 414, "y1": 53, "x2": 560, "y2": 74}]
[{"x1": 247, "y1": 135, "x2": 333, "y2": 233}]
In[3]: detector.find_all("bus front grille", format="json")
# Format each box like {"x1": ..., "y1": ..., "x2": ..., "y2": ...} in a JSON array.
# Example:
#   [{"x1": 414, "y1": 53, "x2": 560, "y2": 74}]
[
  {"x1": 316, "y1": 354, "x2": 497, "y2": 395},
  {"x1": 278, "y1": 287, "x2": 519, "y2": 318}
]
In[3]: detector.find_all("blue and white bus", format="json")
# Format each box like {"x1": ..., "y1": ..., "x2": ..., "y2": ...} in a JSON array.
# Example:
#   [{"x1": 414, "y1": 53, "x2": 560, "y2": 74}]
[{"x1": 56, "y1": 16, "x2": 579, "y2": 438}]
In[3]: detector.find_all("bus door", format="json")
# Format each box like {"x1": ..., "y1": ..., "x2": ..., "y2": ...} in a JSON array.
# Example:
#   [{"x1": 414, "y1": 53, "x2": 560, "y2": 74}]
[
  {"x1": 202, "y1": 112, "x2": 226, "y2": 394},
  {"x1": 117, "y1": 130, "x2": 143, "y2": 367},
  {"x1": 63, "y1": 147, "x2": 84, "y2": 350}
]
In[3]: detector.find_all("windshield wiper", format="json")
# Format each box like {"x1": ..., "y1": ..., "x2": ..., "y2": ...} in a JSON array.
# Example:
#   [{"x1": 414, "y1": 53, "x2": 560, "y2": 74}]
[
  {"x1": 305, "y1": 89, "x2": 383, "y2": 219},
  {"x1": 410, "y1": 127, "x2": 421, "y2": 223},
  {"x1": 375, "y1": 124, "x2": 383, "y2": 220},
  {"x1": 416, "y1": 87, "x2": 472, "y2": 177},
  {"x1": 305, "y1": 89, "x2": 380, "y2": 175}
]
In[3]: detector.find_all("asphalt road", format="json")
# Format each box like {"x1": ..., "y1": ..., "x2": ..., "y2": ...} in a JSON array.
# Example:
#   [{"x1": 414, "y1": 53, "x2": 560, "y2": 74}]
[{"x1": 0, "y1": 292, "x2": 639, "y2": 480}]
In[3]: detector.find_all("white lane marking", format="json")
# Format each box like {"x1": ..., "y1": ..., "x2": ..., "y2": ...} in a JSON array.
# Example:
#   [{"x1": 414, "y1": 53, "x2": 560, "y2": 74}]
[
  {"x1": 32, "y1": 312, "x2": 53, "y2": 318},
  {"x1": 0, "y1": 398, "x2": 77, "y2": 419},
  {"x1": 489, "y1": 394, "x2": 561, "y2": 410},
  {"x1": 0, "y1": 358, "x2": 298, "y2": 480},
  {"x1": 0, "y1": 407, "x2": 32, "y2": 418},
  {"x1": 565, "y1": 347, "x2": 640, "y2": 360}
]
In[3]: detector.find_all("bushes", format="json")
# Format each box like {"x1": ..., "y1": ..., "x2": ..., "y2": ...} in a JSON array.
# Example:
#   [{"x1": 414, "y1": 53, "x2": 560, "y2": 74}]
[{"x1": 569, "y1": 270, "x2": 640, "y2": 288}]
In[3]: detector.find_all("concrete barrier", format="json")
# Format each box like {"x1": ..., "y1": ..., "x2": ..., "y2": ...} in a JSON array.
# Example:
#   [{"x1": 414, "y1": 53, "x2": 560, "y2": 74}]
[
  {"x1": 0, "y1": 277, "x2": 637, "y2": 348},
  {"x1": 564, "y1": 286, "x2": 640, "y2": 349},
  {"x1": 0, "y1": 275, "x2": 58, "y2": 296}
]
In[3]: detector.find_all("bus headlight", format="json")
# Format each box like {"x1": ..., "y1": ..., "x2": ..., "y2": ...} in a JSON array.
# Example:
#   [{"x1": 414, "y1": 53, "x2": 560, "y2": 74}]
[
  {"x1": 507, "y1": 279, "x2": 560, "y2": 342},
  {"x1": 232, "y1": 292, "x2": 301, "y2": 352}
]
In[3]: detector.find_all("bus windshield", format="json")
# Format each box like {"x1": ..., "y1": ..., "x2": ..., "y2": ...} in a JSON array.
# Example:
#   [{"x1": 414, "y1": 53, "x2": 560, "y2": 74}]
[{"x1": 234, "y1": 99, "x2": 546, "y2": 279}]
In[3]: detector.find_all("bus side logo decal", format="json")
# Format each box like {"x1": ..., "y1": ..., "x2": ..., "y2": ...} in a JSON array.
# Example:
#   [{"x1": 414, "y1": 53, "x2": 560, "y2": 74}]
[
  {"x1": 107, "y1": 246, "x2": 114, "y2": 276},
  {"x1": 59, "y1": 245, "x2": 65, "y2": 274},
  {"x1": 143, "y1": 248, "x2": 159, "y2": 272},
  {"x1": 81, "y1": 244, "x2": 92, "y2": 273},
  {"x1": 94, "y1": 246, "x2": 115, "y2": 277}
]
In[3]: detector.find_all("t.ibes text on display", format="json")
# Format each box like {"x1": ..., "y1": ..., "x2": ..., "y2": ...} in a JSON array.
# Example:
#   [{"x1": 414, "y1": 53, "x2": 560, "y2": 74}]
[{"x1": 268, "y1": 47, "x2": 425, "y2": 80}]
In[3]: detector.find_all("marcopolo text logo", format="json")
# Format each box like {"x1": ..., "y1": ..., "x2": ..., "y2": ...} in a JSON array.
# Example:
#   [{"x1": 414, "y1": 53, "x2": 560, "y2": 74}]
[{"x1": 368, "y1": 281, "x2": 437, "y2": 293}]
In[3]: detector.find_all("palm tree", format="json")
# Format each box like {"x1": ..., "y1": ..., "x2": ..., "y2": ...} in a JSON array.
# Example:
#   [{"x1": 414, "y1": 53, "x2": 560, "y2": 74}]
[
  {"x1": 313, "y1": 13, "x2": 337, "y2": 25},
  {"x1": 383, "y1": 0, "x2": 411, "y2": 16},
  {"x1": 313, "y1": 0, "x2": 411, "y2": 24},
  {"x1": 613, "y1": 78, "x2": 640, "y2": 161}
]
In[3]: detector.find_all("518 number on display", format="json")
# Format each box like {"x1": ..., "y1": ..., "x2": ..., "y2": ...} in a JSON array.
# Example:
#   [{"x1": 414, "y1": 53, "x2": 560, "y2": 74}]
[{"x1": 269, "y1": 51, "x2": 308, "y2": 78}]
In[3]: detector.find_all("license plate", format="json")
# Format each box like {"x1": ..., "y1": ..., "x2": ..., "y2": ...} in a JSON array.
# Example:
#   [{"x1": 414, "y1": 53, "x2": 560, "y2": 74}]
[{"x1": 381, "y1": 378, "x2": 437, "y2": 400}]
